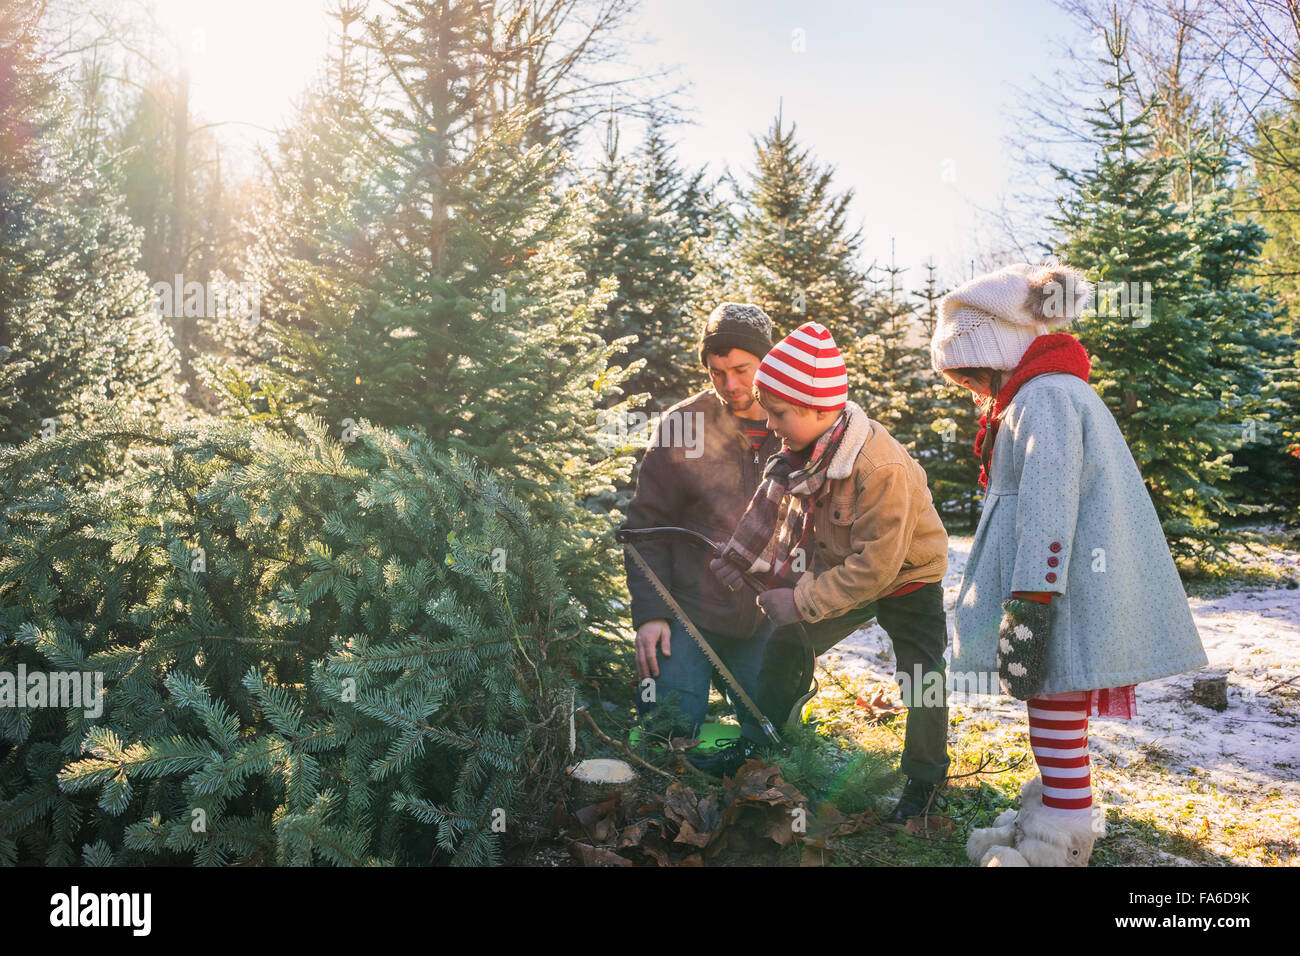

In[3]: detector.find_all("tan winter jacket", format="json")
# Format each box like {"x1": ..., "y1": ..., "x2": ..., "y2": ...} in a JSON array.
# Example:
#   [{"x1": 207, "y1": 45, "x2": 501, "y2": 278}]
[{"x1": 792, "y1": 401, "x2": 949, "y2": 623}]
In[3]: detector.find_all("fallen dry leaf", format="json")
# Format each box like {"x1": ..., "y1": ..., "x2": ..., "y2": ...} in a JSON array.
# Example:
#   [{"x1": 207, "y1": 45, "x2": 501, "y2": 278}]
[
  {"x1": 673, "y1": 818, "x2": 715, "y2": 849},
  {"x1": 799, "y1": 802, "x2": 877, "y2": 864},
  {"x1": 565, "y1": 838, "x2": 634, "y2": 867},
  {"x1": 903, "y1": 813, "x2": 956, "y2": 839},
  {"x1": 764, "y1": 811, "x2": 797, "y2": 848},
  {"x1": 723, "y1": 760, "x2": 806, "y2": 809},
  {"x1": 617, "y1": 819, "x2": 672, "y2": 866},
  {"x1": 663, "y1": 782, "x2": 707, "y2": 831},
  {"x1": 555, "y1": 755, "x2": 820, "y2": 866},
  {"x1": 855, "y1": 685, "x2": 905, "y2": 720},
  {"x1": 572, "y1": 798, "x2": 620, "y2": 843}
]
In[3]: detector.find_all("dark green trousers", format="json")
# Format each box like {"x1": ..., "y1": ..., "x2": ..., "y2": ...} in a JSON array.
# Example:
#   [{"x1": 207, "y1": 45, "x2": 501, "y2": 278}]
[{"x1": 741, "y1": 581, "x2": 951, "y2": 784}]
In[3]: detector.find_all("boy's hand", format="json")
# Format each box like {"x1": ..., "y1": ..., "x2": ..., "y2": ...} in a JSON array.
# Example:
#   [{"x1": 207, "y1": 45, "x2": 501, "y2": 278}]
[
  {"x1": 709, "y1": 557, "x2": 746, "y2": 592},
  {"x1": 635, "y1": 619, "x2": 672, "y2": 681},
  {"x1": 757, "y1": 588, "x2": 802, "y2": 626}
]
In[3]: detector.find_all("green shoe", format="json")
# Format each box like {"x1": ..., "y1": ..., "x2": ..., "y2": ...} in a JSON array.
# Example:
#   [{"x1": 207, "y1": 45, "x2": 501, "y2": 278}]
[
  {"x1": 629, "y1": 721, "x2": 742, "y2": 753},
  {"x1": 684, "y1": 737, "x2": 767, "y2": 779}
]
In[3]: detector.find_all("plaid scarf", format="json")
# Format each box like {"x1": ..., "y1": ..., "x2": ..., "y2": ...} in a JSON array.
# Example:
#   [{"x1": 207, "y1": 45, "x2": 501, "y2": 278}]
[{"x1": 722, "y1": 410, "x2": 850, "y2": 589}]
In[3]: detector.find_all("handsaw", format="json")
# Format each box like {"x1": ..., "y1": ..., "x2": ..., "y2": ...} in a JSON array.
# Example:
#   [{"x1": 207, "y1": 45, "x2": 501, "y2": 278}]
[
  {"x1": 618, "y1": 525, "x2": 815, "y2": 746},
  {"x1": 617, "y1": 525, "x2": 772, "y2": 592}
]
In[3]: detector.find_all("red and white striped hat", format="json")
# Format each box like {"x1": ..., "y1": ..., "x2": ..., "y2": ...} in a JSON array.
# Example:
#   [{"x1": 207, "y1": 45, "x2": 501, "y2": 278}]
[{"x1": 754, "y1": 321, "x2": 848, "y2": 411}]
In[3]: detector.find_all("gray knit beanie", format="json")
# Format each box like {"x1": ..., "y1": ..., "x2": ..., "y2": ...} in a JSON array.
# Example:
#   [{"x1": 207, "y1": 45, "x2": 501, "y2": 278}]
[{"x1": 699, "y1": 302, "x2": 774, "y2": 366}]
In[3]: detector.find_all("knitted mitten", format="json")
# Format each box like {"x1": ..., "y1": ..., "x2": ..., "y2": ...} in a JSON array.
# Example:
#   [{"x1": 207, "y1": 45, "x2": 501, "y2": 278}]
[{"x1": 997, "y1": 598, "x2": 1053, "y2": 700}]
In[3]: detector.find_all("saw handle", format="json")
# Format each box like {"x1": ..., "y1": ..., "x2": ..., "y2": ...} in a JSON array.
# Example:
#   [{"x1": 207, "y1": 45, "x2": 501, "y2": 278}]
[{"x1": 616, "y1": 526, "x2": 770, "y2": 593}]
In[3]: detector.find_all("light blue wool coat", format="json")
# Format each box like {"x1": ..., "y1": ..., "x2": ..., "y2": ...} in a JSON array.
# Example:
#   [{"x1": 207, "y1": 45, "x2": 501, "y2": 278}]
[{"x1": 953, "y1": 372, "x2": 1208, "y2": 695}]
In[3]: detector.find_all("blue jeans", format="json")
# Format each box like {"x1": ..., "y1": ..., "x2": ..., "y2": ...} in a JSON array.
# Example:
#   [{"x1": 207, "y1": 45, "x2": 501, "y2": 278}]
[{"x1": 635, "y1": 617, "x2": 773, "y2": 739}]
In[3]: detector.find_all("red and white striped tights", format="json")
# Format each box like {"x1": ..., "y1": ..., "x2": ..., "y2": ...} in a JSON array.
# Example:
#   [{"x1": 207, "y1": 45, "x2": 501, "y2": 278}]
[{"x1": 1027, "y1": 691, "x2": 1093, "y2": 818}]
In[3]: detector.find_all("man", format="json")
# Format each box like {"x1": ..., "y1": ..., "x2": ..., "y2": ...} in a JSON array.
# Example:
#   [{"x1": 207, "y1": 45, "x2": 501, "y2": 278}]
[{"x1": 623, "y1": 302, "x2": 784, "y2": 768}]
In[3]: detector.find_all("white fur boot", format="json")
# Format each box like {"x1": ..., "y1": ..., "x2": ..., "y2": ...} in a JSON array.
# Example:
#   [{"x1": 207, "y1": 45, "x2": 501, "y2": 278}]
[
  {"x1": 966, "y1": 776, "x2": 1105, "y2": 867},
  {"x1": 966, "y1": 775, "x2": 1041, "y2": 865},
  {"x1": 1012, "y1": 797, "x2": 1105, "y2": 867},
  {"x1": 966, "y1": 807, "x2": 1023, "y2": 865}
]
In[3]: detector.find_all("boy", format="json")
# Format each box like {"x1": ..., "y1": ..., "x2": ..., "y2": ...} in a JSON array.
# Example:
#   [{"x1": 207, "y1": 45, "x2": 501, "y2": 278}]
[{"x1": 708, "y1": 321, "x2": 952, "y2": 822}]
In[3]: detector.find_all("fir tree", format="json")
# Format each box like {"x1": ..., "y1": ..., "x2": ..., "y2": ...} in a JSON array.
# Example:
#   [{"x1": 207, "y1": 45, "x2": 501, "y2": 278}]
[
  {"x1": 207, "y1": 0, "x2": 643, "y2": 634},
  {"x1": 200, "y1": 0, "x2": 380, "y2": 395},
  {"x1": 909, "y1": 259, "x2": 983, "y2": 526},
  {"x1": 1246, "y1": 100, "x2": 1300, "y2": 332},
  {"x1": 0, "y1": 1, "x2": 182, "y2": 446},
  {"x1": 1050, "y1": 10, "x2": 1238, "y2": 554},
  {"x1": 0, "y1": 411, "x2": 597, "y2": 866},
  {"x1": 1180, "y1": 134, "x2": 1300, "y2": 521},
  {"x1": 576, "y1": 110, "x2": 704, "y2": 406},
  {"x1": 727, "y1": 113, "x2": 869, "y2": 340},
  {"x1": 639, "y1": 110, "x2": 727, "y2": 246},
  {"x1": 1223, "y1": 101, "x2": 1300, "y2": 523},
  {"x1": 855, "y1": 247, "x2": 919, "y2": 435}
]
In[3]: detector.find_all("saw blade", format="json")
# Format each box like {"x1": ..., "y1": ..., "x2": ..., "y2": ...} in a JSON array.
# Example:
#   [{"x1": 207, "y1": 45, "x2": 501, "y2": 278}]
[{"x1": 623, "y1": 539, "x2": 781, "y2": 745}]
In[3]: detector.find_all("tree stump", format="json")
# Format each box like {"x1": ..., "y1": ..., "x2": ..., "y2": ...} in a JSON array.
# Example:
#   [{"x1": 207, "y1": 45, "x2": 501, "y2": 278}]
[
  {"x1": 567, "y1": 759, "x2": 638, "y2": 805},
  {"x1": 1192, "y1": 673, "x2": 1228, "y2": 711}
]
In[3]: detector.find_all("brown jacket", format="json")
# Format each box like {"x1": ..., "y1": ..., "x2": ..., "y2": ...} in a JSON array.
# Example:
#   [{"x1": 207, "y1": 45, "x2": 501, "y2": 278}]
[
  {"x1": 793, "y1": 401, "x2": 949, "y2": 624},
  {"x1": 622, "y1": 389, "x2": 784, "y2": 639}
]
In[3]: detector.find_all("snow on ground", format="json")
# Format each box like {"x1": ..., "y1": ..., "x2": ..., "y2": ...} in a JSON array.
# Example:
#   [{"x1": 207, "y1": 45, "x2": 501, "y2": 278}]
[{"x1": 820, "y1": 535, "x2": 1300, "y2": 865}]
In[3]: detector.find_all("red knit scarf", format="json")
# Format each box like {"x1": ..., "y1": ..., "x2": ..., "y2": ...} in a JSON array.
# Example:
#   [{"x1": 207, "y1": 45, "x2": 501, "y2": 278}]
[{"x1": 974, "y1": 333, "x2": 1092, "y2": 490}]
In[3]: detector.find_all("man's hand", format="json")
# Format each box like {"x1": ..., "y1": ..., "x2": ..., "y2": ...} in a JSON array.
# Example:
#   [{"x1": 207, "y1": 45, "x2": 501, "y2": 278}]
[
  {"x1": 756, "y1": 588, "x2": 802, "y2": 626},
  {"x1": 709, "y1": 557, "x2": 746, "y2": 592},
  {"x1": 635, "y1": 619, "x2": 672, "y2": 681}
]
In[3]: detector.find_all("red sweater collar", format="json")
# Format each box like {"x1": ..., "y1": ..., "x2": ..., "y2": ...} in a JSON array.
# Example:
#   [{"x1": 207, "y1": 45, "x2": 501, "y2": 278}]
[{"x1": 974, "y1": 333, "x2": 1091, "y2": 488}]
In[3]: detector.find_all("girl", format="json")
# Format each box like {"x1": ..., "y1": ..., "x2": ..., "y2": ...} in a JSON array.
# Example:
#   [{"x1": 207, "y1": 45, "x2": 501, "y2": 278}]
[{"x1": 930, "y1": 262, "x2": 1208, "y2": 866}]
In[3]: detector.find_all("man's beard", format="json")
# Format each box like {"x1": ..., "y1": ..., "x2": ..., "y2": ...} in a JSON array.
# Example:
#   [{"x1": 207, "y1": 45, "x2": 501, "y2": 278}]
[{"x1": 720, "y1": 389, "x2": 754, "y2": 413}]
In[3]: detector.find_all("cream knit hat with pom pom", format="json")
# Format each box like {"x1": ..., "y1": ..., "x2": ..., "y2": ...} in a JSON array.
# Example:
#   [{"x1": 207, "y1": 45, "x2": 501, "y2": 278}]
[{"x1": 930, "y1": 263, "x2": 1092, "y2": 372}]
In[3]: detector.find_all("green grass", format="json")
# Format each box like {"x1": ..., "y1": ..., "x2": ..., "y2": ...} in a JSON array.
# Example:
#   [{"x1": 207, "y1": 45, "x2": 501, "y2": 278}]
[
  {"x1": 770, "y1": 720, "x2": 897, "y2": 816},
  {"x1": 1181, "y1": 561, "x2": 1294, "y2": 599},
  {"x1": 565, "y1": 637, "x2": 1293, "y2": 866},
  {"x1": 1176, "y1": 527, "x2": 1300, "y2": 598}
]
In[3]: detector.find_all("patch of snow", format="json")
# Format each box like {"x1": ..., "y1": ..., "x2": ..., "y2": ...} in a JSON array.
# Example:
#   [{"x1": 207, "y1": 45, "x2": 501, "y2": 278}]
[{"x1": 820, "y1": 535, "x2": 1300, "y2": 865}]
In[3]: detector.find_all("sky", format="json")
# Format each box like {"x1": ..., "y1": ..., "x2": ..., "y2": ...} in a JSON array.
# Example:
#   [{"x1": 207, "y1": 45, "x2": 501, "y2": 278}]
[
  {"x1": 140, "y1": 0, "x2": 334, "y2": 160},
  {"x1": 621, "y1": 0, "x2": 1088, "y2": 283},
  {"x1": 140, "y1": 0, "x2": 1091, "y2": 288}
]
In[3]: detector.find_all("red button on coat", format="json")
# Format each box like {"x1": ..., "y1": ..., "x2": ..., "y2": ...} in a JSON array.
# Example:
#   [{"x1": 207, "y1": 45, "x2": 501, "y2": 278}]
[
  {"x1": 1045, "y1": 572, "x2": 1058, "y2": 583},
  {"x1": 1048, "y1": 556, "x2": 1060, "y2": 567},
  {"x1": 1049, "y1": 542, "x2": 1062, "y2": 553}
]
